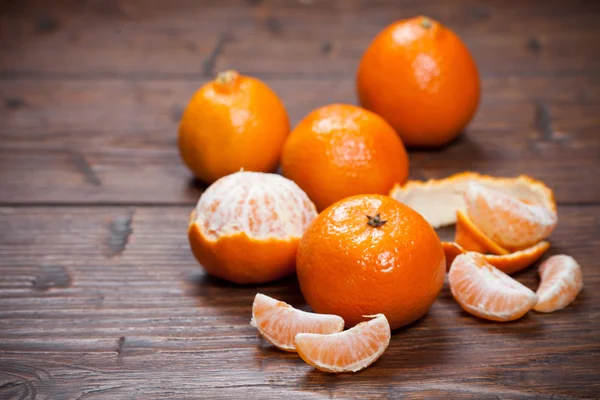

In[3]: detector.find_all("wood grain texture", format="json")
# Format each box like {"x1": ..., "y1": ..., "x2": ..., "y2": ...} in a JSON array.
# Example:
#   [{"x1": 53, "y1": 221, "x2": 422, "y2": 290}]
[
  {"x1": 1, "y1": 206, "x2": 599, "y2": 399},
  {"x1": 1, "y1": 0, "x2": 599, "y2": 78},
  {"x1": 1, "y1": 75, "x2": 599, "y2": 204},
  {"x1": 1, "y1": 0, "x2": 599, "y2": 398},
  {"x1": 1, "y1": 0, "x2": 599, "y2": 204}
]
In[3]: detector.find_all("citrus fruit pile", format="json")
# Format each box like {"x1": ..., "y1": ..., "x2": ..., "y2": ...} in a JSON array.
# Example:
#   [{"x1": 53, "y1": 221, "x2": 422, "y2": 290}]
[{"x1": 177, "y1": 15, "x2": 584, "y2": 373}]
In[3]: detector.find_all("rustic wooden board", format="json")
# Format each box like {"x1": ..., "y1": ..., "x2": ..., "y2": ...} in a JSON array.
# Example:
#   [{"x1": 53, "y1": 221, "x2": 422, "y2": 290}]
[
  {"x1": 1, "y1": 0, "x2": 600, "y2": 398},
  {"x1": 1, "y1": 0, "x2": 599, "y2": 205},
  {"x1": 1, "y1": 0, "x2": 599, "y2": 78},
  {"x1": 1, "y1": 76, "x2": 599, "y2": 204},
  {"x1": 0, "y1": 206, "x2": 599, "y2": 399}
]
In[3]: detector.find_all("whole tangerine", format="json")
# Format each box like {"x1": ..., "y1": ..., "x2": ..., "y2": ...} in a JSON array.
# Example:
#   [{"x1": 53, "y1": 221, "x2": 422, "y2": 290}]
[
  {"x1": 281, "y1": 104, "x2": 409, "y2": 211},
  {"x1": 188, "y1": 171, "x2": 317, "y2": 284},
  {"x1": 296, "y1": 194, "x2": 446, "y2": 330},
  {"x1": 178, "y1": 70, "x2": 289, "y2": 183},
  {"x1": 357, "y1": 16, "x2": 480, "y2": 147}
]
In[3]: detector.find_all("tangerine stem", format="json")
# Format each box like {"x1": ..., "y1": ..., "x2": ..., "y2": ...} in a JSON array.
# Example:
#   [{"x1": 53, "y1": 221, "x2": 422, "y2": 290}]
[
  {"x1": 420, "y1": 16, "x2": 432, "y2": 29},
  {"x1": 366, "y1": 214, "x2": 387, "y2": 228},
  {"x1": 216, "y1": 70, "x2": 238, "y2": 84}
]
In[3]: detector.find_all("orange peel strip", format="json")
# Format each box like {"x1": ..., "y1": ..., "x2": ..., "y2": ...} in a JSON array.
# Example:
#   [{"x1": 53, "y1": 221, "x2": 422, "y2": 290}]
[
  {"x1": 442, "y1": 241, "x2": 550, "y2": 275},
  {"x1": 389, "y1": 172, "x2": 556, "y2": 229},
  {"x1": 455, "y1": 210, "x2": 510, "y2": 255}
]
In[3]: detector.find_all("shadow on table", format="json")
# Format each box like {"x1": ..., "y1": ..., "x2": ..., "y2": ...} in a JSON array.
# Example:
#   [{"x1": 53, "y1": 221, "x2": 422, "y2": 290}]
[
  {"x1": 186, "y1": 176, "x2": 208, "y2": 200},
  {"x1": 295, "y1": 314, "x2": 452, "y2": 392},
  {"x1": 408, "y1": 131, "x2": 496, "y2": 178},
  {"x1": 437, "y1": 280, "x2": 547, "y2": 339},
  {"x1": 184, "y1": 270, "x2": 305, "y2": 317}
]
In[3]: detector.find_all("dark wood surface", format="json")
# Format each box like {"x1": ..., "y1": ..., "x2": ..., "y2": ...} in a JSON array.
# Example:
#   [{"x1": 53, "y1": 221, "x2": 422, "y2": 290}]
[{"x1": 1, "y1": 1, "x2": 599, "y2": 398}]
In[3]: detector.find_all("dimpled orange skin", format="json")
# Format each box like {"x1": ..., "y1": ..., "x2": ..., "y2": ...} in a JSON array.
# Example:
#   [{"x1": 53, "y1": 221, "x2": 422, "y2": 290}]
[
  {"x1": 357, "y1": 16, "x2": 480, "y2": 147},
  {"x1": 296, "y1": 194, "x2": 446, "y2": 330},
  {"x1": 178, "y1": 70, "x2": 289, "y2": 183},
  {"x1": 188, "y1": 225, "x2": 300, "y2": 284},
  {"x1": 281, "y1": 104, "x2": 409, "y2": 211}
]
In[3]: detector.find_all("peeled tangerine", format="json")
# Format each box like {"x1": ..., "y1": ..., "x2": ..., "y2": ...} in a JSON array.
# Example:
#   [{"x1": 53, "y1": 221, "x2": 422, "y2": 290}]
[
  {"x1": 390, "y1": 172, "x2": 557, "y2": 274},
  {"x1": 389, "y1": 172, "x2": 556, "y2": 229},
  {"x1": 251, "y1": 293, "x2": 344, "y2": 352},
  {"x1": 463, "y1": 181, "x2": 557, "y2": 251},
  {"x1": 449, "y1": 253, "x2": 537, "y2": 322},
  {"x1": 295, "y1": 314, "x2": 391, "y2": 373},
  {"x1": 188, "y1": 171, "x2": 317, "y2": 284},
  {"x1": 534, "y1": 255, "x2": 583, "y2": 313}
]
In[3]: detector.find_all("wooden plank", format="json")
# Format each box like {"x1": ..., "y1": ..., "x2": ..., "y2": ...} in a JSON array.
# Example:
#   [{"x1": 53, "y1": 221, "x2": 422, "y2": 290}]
[
  {"x1": 1, "y1": 1, "x2": 598, "y2": 398},
  {"x1": 1, "y1": 0, "x2": 599, "y2": 78},
  {"x1": 217, "y1": 32, "x2": 600, "y2": 79},
  {"x1": 0, "y1": 205, "x2": 599, "y2": 398},
  {"x1": 1, "y1": 76, "x2": 599, "y2": 204}
]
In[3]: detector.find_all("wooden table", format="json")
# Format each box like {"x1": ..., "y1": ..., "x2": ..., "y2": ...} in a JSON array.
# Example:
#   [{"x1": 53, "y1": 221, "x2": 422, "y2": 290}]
[{"x1": 1, "y1": 1, "x2": 599, "y2": 398}]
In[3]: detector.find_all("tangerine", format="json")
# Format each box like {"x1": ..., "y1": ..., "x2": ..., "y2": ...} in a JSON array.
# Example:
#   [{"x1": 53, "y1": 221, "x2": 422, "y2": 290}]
[
  {"x1": 188, "y1": 171, "x2": 317, "y2": 284},
  {"x1": 296, "y1": 194, "x2": 445, "y2": 330},
  {"x1": 357, "y1": 16, "x2": 480, "y2": 147},
  {"x1": 178, "y1": 70, "x2": 289, "y2": 183},
  {"x1": 281, "y1": 104, "x2": 409, "y2": 211}
]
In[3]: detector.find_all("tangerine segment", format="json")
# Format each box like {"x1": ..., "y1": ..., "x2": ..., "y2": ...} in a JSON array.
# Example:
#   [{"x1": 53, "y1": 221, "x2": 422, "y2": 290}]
[
  {"x1": 442, "y1": 241, "x2": 550, "y2": 275},
  {"x1": 534, "y1": 255, "x2": 583, "y2": 313},
  {"x1": 449, "y1": 253, "x2": 537, "y2": 322},
  {"x1": 464, "y1": 182, "x2": 557, "y2": 251},
  {"x1": 389, "y1": 172, "x2": 556, "y2": 228},
  {"x1": 295, "y1": 314, "x2": 391, "y2": 373},
  {"x1": 455, "y1": 210, "x2": 509, "y2": 255},
  {"x1": 189, "y1": 171, "x2": 317, "y2": 284},
  {"x1": 251, "y1": 294, "x2": 344, "y2": 352}
]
